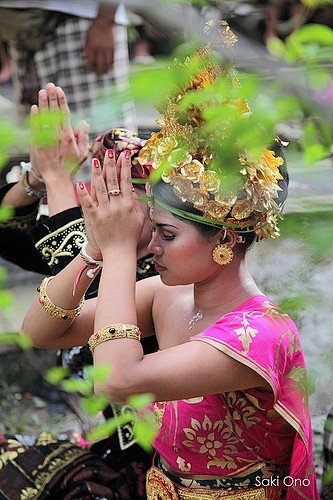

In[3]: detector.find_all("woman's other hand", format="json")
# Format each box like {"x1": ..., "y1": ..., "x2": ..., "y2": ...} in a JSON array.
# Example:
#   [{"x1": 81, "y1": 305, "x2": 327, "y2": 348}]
[
  {"x1": 77, "y1": 151, "x2": 145, "y2": 258},
  {"x1": 29, "y1": 83, "x2": 90, "y2": 215},
  {"x1": 30, "y1": 82, "x2": 89, "y2": 183}
]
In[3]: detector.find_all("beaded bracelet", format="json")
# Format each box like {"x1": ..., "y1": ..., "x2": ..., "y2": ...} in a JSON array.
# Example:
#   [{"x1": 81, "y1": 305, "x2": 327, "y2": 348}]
[
  {"x1": 88, "y1": 324, "x2": 141, "y2": 353},
  {"x1": 20, "y1": 170, "x2": 46, "y2": 198},
  {"x1": 38, "y1": 276, "x2": 84, "y2": 320}
]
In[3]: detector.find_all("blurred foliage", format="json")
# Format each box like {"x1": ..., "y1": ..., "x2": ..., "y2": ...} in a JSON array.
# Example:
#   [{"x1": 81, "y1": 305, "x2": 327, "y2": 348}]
[
  {"x1": 281, "y1": 210, "x2": 333, "y2": 261},
  {"x1": 0, "y1": 1, "x2": 332, "y2": 452},
  {"x1": 46, "y1": 364, "x2": 156, "y2": 451}
]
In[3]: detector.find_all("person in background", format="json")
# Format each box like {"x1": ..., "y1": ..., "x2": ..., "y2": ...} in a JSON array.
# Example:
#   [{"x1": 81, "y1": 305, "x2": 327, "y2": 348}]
[
  {"x1": 0, "y1": 40, "x2": 11, "y2": 84},
  {"x1": 20, "y1": 32, "x2": 319, "y2": 499},
  {"x1": 0, "y1": 1, "x2": 136, "y2": 132},
  {"x1": 0, "y1": 82, "x2": 159, "y2": 498}
]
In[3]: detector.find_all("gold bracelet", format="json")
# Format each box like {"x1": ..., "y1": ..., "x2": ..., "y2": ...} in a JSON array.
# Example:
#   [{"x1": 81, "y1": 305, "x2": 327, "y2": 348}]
[
  {"x1": 88, "y1": 323, "x2": 141, "y2": 353},
  {"x1": 38, "y1": 276, "x2": 84, "y2": 320}
]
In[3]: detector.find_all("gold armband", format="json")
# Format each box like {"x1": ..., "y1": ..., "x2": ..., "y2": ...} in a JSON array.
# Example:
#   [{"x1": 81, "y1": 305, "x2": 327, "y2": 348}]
[
  {"x1": 38, "y1": 276, "x2": 84, "y2": 320},
  {"x1": 88, "y1": 324, "x2": 141, "y2": 353}
]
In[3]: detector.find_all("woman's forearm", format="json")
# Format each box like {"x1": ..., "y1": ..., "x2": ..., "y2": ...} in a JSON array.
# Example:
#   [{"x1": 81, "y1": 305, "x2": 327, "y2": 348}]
[
  {"x1": 94, "y1": 248, "x2": 138, "y2": 329},
  {"x1": 43, "y1": 173, "x2": 78, "y2": 216},
  {"x1": 91, "y1": 247, "x2": 144, "y2": 399},
  {"x1": 2, "y1": 178, "x2": 44, "y2": 207},
  {"x1": 21, "y1": 250, "x2": 99, "y2": 348}
]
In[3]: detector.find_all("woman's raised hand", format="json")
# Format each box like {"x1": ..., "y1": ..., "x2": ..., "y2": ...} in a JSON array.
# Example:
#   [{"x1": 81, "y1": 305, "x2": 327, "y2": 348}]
[
  {"x1": 77, "y1": 150, "x2": 145, "y2": 257},
  {"x1": 30, "y1": 82, "x2": 89, "y2": 182}
]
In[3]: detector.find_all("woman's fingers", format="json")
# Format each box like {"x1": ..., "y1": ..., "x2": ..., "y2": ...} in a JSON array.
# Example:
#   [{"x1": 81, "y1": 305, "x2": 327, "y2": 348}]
[
  {"x1": 76, "y1": 180, "x2": 96, "y2": 221},
  {"x1": 103, "y1": 149, "x2": 120, "y2": 195},
  {"x1": 75, "y1": 121, "x2": 90, "y2": 165},
  {"x1": 46, "y1": 82, "x2": 58, "y2": 111},
  {"x1": 119, "y1": 150, "x2": 133, "y2": 198},
  {"x1": 38, "y1": 88, "x2": 48, "y2": 111},
  {"x1": 56, "y1": 86, "x2": 71, "y2": 130},
  {"x1": 91, "y1": 158, "x2": 110, "y2": 205}
]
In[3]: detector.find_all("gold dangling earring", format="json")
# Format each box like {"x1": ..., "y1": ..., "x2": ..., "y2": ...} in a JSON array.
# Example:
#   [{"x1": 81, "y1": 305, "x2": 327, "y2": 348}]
[{"x1": 212, "y1": 244, "x2": 234, "y2": 266}]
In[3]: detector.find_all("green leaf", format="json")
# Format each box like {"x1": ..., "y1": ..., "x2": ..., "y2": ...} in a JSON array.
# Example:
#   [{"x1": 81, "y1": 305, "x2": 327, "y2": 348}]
[
  {"x1": 29, "y1": 110, "x2": 63, "y2": 147},
  {"x1": 267, "y1": 37, "x2": 287, "y2": 59},
  {"x1": 61, "y1": 377, "x2": 93, "y2": 395},
  {"x1": 129, "y1": 61, "x2": 174, "y2": 103},
  {"x1": 133, "y1": 416, "x2": 157, "y2": 452},
  {"x1": 0, "y1": 290, "x2": 13, "y2": 308},
  {"x1": 0, "y1": 331, "x2": 32, "y2": 350},
  {"x1": 0, "y1": 205, "x2": 14, "y2": 222},
  {"x1": 127, "y1": 393, "x2": 154, "y2": 410},
  {"x1": 80, "y1": 393, "x2": 109, "y2": 415},
  {"x1": 279, "y1": 294, "x2": 311, "y2": 317},
  {"x1": 45, "y1": 366, "x2": 69, "y2": 385},
  {"x1": 88, "y1": 412, "x2": 136, "y2": 441},
  {"x1": 304, "y1": 143, "x2": 327, "y2": 164},
  {"x1": 85, "y1": 363, "x2": 111, "y2": 383},
  {"x1": 289, "y1": 23, "x2": 333, "y2": 46}
]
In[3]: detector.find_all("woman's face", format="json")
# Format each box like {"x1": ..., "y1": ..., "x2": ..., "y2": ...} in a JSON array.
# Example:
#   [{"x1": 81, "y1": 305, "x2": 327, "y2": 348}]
[{"x1": 147, "y1": 205, "x2": 219, "y2": 286}]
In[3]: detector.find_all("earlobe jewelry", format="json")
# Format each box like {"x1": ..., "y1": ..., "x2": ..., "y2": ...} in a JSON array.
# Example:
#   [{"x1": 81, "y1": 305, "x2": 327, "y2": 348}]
[{"x1": 212, "y1": 244, "x2": 234, "y2": 266}]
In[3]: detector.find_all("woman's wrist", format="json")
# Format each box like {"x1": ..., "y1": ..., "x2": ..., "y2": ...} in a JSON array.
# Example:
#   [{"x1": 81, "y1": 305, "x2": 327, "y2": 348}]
[
  {"x1": 102, "y1": 245, "x2": 137, "y2": 263},
  {"x1": 20, "y1": 171, "x2": 46, "y2": 198},
  {"x1": 80, "y1": 241, "x2": 103, "y2": 265},
  {"x1": 81, "y1": 240, "x2": 103, "y2": 263}
]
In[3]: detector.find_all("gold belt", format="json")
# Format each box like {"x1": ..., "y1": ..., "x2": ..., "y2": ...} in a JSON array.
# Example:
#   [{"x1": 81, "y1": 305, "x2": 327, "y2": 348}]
[{"x1": 146, "y1": 466, "x2": 283, "y2": 500}]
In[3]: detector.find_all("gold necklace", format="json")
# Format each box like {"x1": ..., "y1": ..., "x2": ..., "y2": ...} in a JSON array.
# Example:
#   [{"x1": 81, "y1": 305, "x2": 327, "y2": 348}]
[{"x1": 188, "y1": 310, "x2": 204, "y2": 330}]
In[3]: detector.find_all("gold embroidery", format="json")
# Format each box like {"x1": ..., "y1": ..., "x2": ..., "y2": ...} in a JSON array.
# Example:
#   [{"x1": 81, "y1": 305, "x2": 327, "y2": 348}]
[
  {"x1": 286, "y1": 330, "x2": 301, "y2": 355},
  {"x1": 35, "y1": 432, "x2": 57, "y2": 446},
  {"x1": 146, "y1": 465, "x2": 271, "y2": 499},
  {"x1": 0, "y1": 209, "x2": 38, "y2": 231},
  {"x1": 154, "y1": 401, "x2": 167, "y2": 430},
  {"x1": 284, "y1": 365, "x2": 308, "y2": 404},
  {"x1": 226, "y1": 392, "x2": 261, "y2": 428},
  {"x1": 35, "y1": 219, "x2": 86, "y2": 266},
  {"x1": 20, "y1": 487, "x2": 39, "y2": 499},
  {"x1": 261, "y1": 300, "x2": 288, "y2": 317},
  {"x1": 0, "y1": 439, "x2": 26, "y2": 470},
  {"x1": 285, "y1": 365, "x2": 307, "y2": 385},
  {"x1": 183, "y1": 415, "x2": 239, "y2": 470},
  {"x1": 176, "y1": 456, "x2": 192, "y2": 472},
  {"x1": 233, "y1": 314, "x2": 259, "y2": 354}
]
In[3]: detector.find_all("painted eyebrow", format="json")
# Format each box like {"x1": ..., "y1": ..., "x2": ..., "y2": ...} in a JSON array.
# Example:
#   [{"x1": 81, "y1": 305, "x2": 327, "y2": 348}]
[{"x1": 155, "y1": 223, "x2": 179, "y2": 229}]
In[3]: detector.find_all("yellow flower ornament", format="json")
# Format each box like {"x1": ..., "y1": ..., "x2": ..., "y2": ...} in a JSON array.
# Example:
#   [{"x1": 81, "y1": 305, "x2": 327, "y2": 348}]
[{"x1": 139, "y1": 22, "x2": 287, "y2": 240}]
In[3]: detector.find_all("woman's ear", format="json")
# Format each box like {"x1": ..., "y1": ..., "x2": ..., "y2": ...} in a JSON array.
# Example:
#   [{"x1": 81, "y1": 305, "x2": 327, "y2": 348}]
[{"x1": 219, "y1": 229, "x2": 238, "y2": 249}]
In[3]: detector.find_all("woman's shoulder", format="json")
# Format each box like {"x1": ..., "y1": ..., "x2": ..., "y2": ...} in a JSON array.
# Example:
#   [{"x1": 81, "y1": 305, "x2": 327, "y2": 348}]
[
  {"x1": 223, "y1": 294, "x2": 296, "y2": 329},
  {"x1": 194, "y1": 294, "x2": 299, "y2": 356}
]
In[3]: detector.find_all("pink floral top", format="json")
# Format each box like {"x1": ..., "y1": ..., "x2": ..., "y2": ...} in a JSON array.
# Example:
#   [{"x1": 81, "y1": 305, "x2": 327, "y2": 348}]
[{"x1": 153, "y1": 296, "x2": 319, "y2": 500}]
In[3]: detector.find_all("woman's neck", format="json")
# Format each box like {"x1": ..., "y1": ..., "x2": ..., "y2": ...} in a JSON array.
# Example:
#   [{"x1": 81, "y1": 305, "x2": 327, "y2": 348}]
[{"x1": 192, "y1": 258, "x2": 262, "y2": 317}]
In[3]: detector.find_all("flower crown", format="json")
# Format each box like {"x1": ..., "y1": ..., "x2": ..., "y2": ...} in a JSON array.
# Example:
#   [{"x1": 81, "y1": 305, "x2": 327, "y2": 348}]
[{"x1": 138, "y1": 23, "x2": 286, "y2": 240}]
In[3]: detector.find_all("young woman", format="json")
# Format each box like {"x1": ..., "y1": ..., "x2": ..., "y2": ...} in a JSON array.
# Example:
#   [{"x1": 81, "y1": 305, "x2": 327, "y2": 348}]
[
  {"x1": 0, "y1": 84, "x2": 158, "y2": 499},
  {"x1": 20, "y1": 136, "x2": 318, "y2": 498},
  {"x1": 19, "y1": 32, "x2": 319, "y2": 497}
]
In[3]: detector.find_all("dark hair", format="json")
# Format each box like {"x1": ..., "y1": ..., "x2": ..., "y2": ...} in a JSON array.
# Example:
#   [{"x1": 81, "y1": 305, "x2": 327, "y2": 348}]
[{"x1": 151, "y1": 142, "x2": 289, "y2": 252}]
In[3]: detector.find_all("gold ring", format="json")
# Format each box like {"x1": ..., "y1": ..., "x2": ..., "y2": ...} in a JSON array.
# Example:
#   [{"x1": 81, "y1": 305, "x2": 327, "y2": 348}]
[{"x1": 108, "y1": 189, "x2": 121, "y2": 196}]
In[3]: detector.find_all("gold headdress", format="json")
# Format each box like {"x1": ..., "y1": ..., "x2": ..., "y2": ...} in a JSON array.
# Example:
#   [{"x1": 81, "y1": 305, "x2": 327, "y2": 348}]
[{"x1": 138, "y1": 22, "x2": 286, "y2": 240}]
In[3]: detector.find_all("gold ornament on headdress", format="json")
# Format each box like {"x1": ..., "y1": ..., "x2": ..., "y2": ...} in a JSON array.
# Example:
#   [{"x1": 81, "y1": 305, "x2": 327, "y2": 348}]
[{"x1": 138, "y1": 21, "x2": 286, "y2": 240}]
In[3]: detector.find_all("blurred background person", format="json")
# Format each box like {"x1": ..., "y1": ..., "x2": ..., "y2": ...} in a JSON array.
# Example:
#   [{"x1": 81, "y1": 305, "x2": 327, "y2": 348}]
[
  {"x1": 0, "y1": 1, "x2": 136, "y2": 133},
  {"x1": 0, "y1": 40, "x2": 11, "y2": 84}
]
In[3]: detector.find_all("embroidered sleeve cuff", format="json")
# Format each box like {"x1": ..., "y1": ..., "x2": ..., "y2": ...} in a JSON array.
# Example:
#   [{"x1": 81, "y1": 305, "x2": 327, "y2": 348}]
[
  {"x1": 0, "y1": 183, "x2": 40, "y2": 231},
  {"x1": 31, "y1": 208, "x2": 87, "y2": 272}
]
